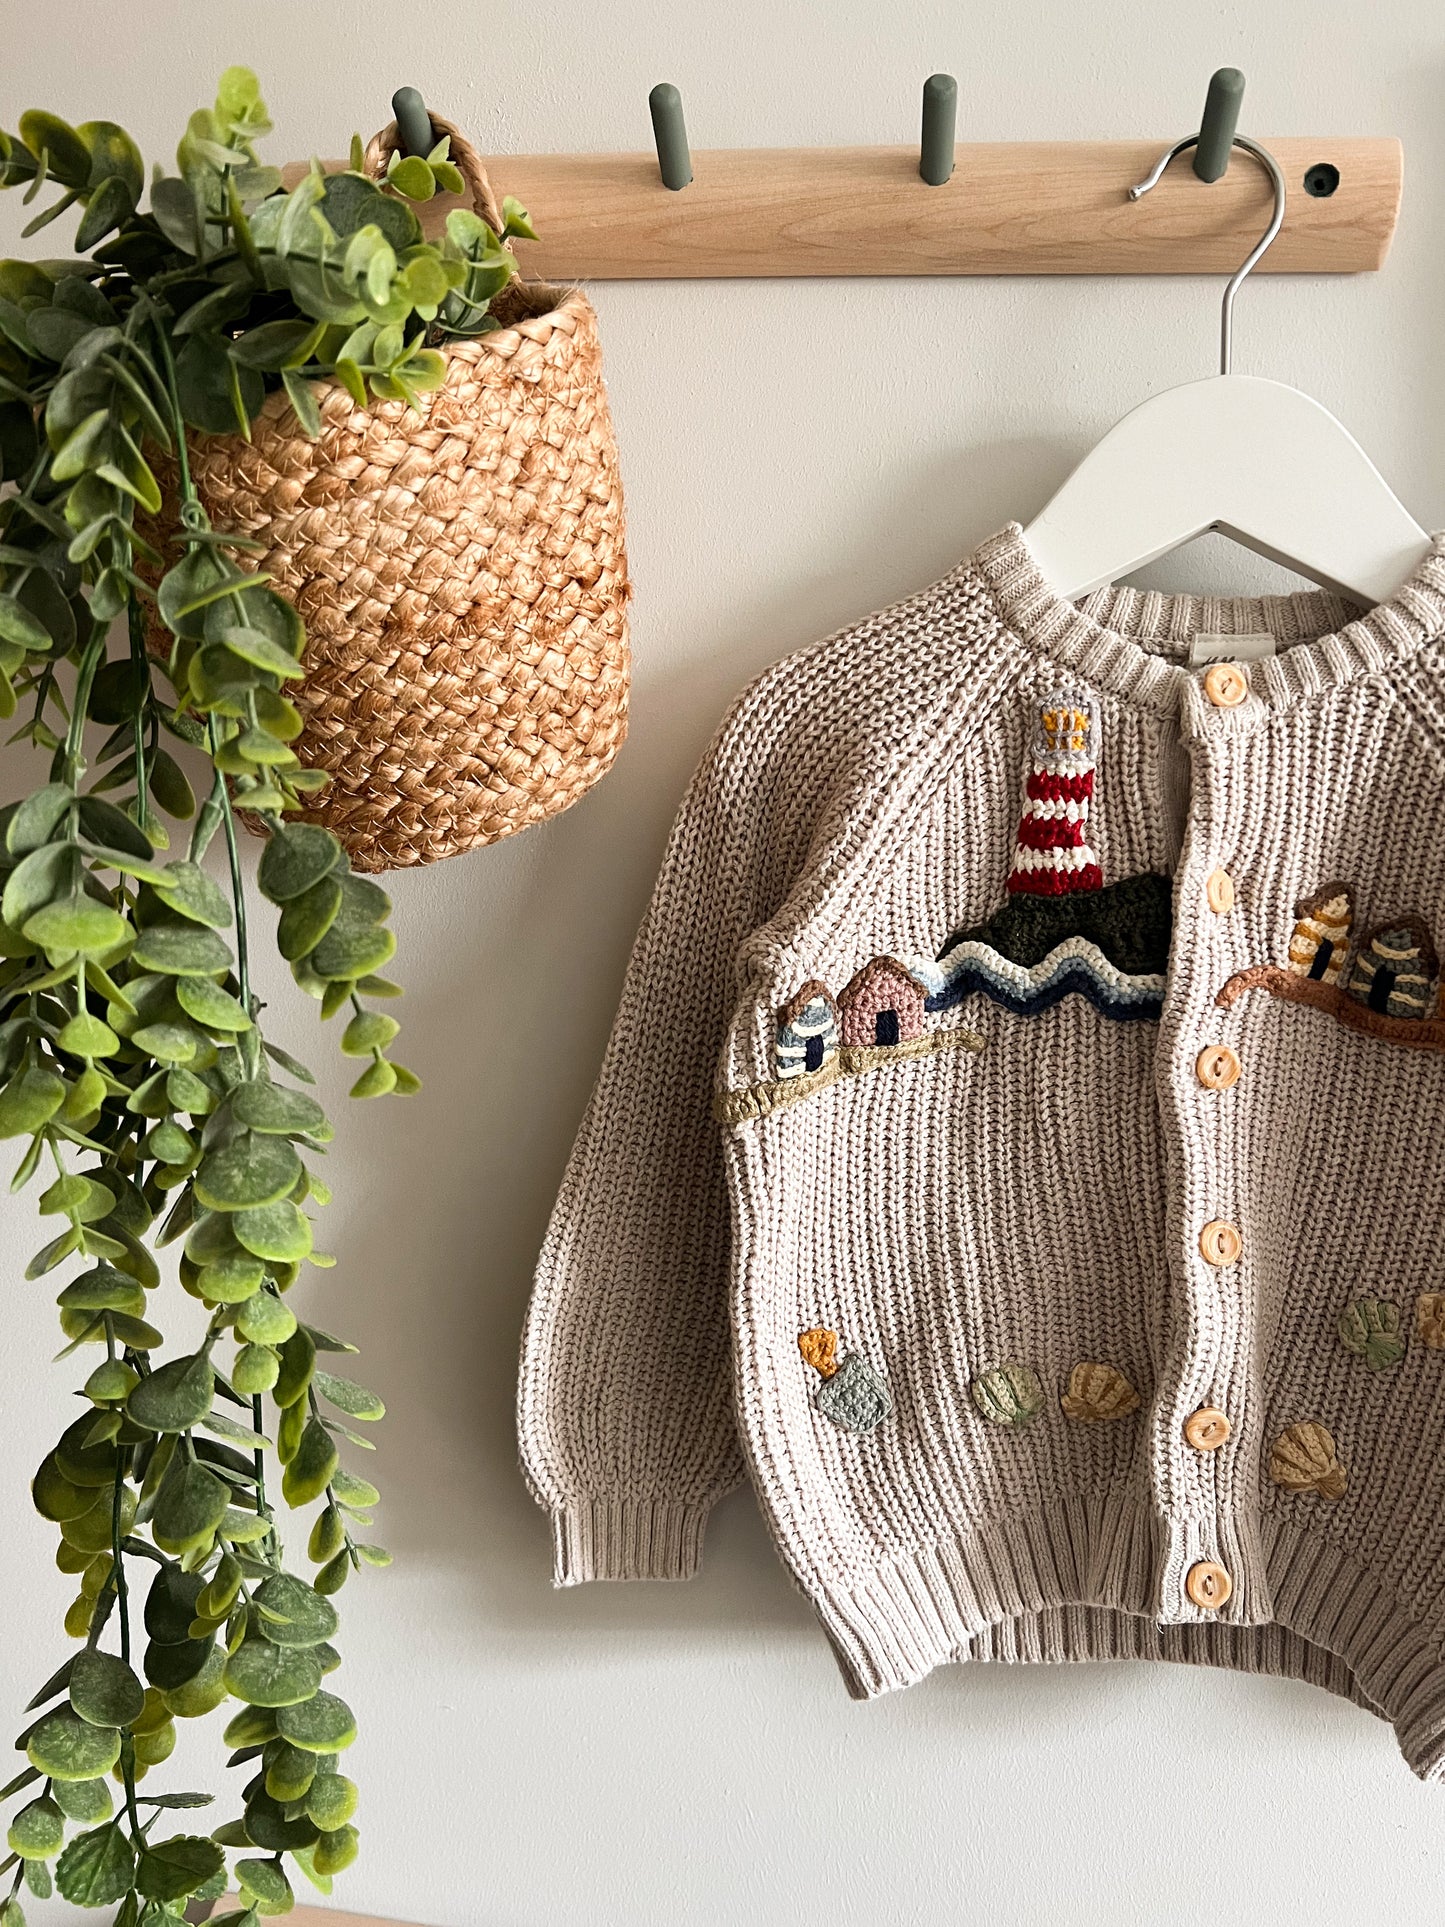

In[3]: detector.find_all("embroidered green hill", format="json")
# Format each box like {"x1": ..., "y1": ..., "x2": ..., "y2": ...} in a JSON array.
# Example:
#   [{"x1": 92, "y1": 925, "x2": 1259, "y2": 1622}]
[{"x1": 938, "y1": 871, "x2": 1173, "y2": 975}]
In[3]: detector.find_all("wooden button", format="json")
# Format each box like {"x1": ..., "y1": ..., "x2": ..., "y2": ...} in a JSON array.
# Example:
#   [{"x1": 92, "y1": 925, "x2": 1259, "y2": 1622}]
[
  {"x1": 1203, "y1": 661, "x2": 1249, "y2": 709},
  {"x1": 1196, "y1": 1044, "x2": 1241, "y2": 1091},
  {"x1": 1199, "y1": 1219, "x2": 1242, "y2": 1268},
  {"x1": 1184, "y1": 1407, "x2": 1232, "y2": 1452},
  {"x1": 1186, "y1": 1560, "x2": 1232, "y2": 1610},
  {"x1": 1205, "y1": 867, "x2": 1235, "y2": 915}
]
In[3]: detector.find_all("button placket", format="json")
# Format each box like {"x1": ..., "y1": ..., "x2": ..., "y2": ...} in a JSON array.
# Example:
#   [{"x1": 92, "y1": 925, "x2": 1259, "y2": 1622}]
[{"x1": 1165, "y1": 692, "x2": 1262, "y2": 1622}]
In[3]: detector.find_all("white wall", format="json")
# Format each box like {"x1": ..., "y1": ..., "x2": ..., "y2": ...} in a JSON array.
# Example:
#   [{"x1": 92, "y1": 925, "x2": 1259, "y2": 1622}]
[{"x1": 4, "y1": 4, "x2": 1445, "y2": 1923}]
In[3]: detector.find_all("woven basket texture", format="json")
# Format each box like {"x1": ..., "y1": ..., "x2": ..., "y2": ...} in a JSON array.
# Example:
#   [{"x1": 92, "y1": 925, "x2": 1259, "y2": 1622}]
[{"x1": 146, "y1": 120, "x2": 630, "y2": 872}]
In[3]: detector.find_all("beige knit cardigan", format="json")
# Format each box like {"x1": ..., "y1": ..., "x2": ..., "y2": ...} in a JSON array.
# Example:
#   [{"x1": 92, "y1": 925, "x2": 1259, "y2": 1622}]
[{"x1": 519, "y1": 523, "x2": 1445, "y2": 1780}]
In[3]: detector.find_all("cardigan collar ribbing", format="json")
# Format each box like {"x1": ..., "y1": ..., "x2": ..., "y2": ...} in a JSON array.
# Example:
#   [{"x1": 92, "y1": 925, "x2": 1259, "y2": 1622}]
[{"x1": 973, "y1": 522, "x2": 1445, "y2": 717}]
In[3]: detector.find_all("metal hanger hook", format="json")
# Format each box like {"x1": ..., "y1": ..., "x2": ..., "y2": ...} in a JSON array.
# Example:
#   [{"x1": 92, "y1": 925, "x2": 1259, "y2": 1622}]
[{"x1": 1129, "y1": 133, "x2": 1286, "y2": 378}]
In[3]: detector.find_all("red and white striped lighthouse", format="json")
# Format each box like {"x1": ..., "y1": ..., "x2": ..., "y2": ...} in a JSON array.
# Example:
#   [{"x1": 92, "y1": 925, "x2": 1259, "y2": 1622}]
[{"x1": 1007, "y1": 691, "x2": 1103, "y2": 897}]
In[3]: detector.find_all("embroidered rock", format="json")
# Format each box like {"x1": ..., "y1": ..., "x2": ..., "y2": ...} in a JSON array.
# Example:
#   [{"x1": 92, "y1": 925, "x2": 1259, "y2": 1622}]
[
  {"x1": 798, "y1": 1326, "x2": 839, "y2": 1378},
  {"x1": 776, "y1": 982, "x2": 840, "y2": 1080},
  {"x1": 1287, "y1": 883, "x2": 1354, "y2": 987},
  {"x1": 814, "y1": 1354, "x2": 892, "y2": 1435},
  {"x1": 1060, "y1": 1362, "x2": 1141, "y2": 1422},
  {"x1": 971, "y1": 1363, "x2": 1045, "y2": 1428},
  {"x1": 837, "y1": 956, "x2": 927, "y2": 1051},
  {"x1": 1417, "y1": 1293, "x2": 1445, "y2": 1350},
  {"x1": 1338, "y1": 1296, "x2": 1405, "y2": 1371},
  {"x1": 1345, "y1": 918, "x2": 1439, "y2": 1022},
  {"x1": 1269, "y1": 1421, "x2": 1347, "y2": 1500}
]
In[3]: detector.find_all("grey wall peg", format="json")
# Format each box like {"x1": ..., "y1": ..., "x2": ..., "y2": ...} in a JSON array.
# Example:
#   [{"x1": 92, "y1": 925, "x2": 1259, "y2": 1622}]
[
  {"x1": 392, "y1": 86, "x2": 435, "y2": 159},
  {"x1": 649, "y1": 83, "x2": 693, "y2": 191},
  {"x1": 1193, "y1": 68, "x2": 1244, "y2": 182},
  {"x1": 919, "y1": 73, "x2": 958, "y2": 186}
]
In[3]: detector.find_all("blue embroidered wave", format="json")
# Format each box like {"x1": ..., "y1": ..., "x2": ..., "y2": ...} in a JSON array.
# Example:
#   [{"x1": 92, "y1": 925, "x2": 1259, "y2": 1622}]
[{"x1": 907, "y1": 936, "x2": 1166, "y2": 1023}]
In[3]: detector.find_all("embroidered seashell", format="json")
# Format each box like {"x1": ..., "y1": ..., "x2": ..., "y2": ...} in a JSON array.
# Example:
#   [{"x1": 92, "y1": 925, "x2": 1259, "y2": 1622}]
[
  {"x1": 814, "y1": 1354, "x2": 891, "y2": 1435},
  {"x1": 1060, "y1": 1362, "x2": 1141, "y2": 1422},
  {"x1": 971, "y1": 1363, "x2": 1045, "y2": 1429},
  {"x1": 798, "y1": 1327, "x2": 839, "y2": 1379},
  {"x1": 1417, "y1": 1293, "x2": 1445, "y2": 1350},
  {"x1": 1337, "y1": 1296, "x2": 1405, "y2": 1371},
  {"x1": 1269, "y1": 1421, "x2": 1347, "y2": 1501}
]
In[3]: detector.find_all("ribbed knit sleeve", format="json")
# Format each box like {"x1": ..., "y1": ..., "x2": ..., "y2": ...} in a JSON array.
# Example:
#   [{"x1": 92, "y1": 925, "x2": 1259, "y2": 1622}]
[{"x1": 517, "y1": 684, "x2": 809, "y2": 1584}]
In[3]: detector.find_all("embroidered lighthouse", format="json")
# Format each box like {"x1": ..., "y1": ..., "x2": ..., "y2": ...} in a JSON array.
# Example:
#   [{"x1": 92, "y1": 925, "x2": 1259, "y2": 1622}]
[{"x1": 1007, "y1": 691, "x2": 1103, "y2": 897}]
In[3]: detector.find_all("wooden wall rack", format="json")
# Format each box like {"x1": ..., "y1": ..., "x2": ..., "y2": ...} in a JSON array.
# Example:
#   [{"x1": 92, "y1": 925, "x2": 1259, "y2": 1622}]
[{"x1": 355, "y1": 71, "x2": 1404, "y2": 282}]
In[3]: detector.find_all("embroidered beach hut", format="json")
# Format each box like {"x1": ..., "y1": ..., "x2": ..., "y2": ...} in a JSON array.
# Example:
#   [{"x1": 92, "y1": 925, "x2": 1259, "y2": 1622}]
[
  {"x1": 1287, "y1": 883, "x2": 1354, "y2": 985},
  {"x1": 838, "y1": 957, "x2": 927, "y2": 1049},
  {"x1": 1345, "y1": 917, "x2": 1439, "y2": 1021},
  {"x1": 776, "y1": 981, "x2": 840, "y2": 1078}
]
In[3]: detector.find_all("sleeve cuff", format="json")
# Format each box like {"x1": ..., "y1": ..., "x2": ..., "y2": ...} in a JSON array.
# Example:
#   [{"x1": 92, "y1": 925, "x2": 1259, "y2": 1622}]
[{"x1": 551, "y1": 1496, "x2": 710, "y2": 1585}]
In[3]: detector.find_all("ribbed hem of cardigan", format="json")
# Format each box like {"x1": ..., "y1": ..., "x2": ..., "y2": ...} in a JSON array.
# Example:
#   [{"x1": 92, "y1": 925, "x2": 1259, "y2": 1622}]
[
  {"x1": 970, "y1": 522, "x2": 1445, "y2": 716},
  {"x1": 551, "y1": 1498, "x2": 710, "y2": 1585},
  {"x1": 805, "y1": 1490, "x2": 1445, "y2": 1782}
]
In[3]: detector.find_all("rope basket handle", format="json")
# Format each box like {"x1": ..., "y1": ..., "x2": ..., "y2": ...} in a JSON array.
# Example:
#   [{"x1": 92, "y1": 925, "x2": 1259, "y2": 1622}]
[{"x1": 361, "y1": 111, "x2": 507, "y2": 238}]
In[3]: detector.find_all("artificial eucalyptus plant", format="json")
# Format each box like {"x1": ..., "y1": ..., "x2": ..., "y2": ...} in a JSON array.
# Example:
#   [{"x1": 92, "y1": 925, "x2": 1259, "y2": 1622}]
[{"x1": 0, "y1": 67, "x2": 531, "y2": 1924}]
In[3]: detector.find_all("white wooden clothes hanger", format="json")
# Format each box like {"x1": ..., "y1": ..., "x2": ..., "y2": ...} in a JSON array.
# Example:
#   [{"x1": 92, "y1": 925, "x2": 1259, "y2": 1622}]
[{"x1": 1023, "y1": 133, "x2": 1431, "y2": 607}]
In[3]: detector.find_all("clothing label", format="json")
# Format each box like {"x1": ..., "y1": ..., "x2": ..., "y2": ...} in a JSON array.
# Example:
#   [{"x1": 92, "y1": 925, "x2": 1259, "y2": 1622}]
[{"x1": 1189, "y1": 631, "x2": 1279, "y2": 665}]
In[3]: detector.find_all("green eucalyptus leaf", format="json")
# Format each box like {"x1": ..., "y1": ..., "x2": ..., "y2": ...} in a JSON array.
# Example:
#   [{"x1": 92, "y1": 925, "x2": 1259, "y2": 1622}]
[
  {"x1": 50, "y1": 1777, "x2": 112, "y2": 1824},
  {"x1": 311, "y1": 1823, "x2": 358, "y2": 1875},
  {"x1": 7, "y1": 782, "x2": 73, "y2": 855},
  {"x1": 160, "y1": 1643, "x2": 228, "y2": 1719},
  {"x1": 131, "y1": 922, "x2": 231, "y2": 976},
  {"x1": 236, "y1": 1856, "x2": 293, "y2": 1909},
  {"x1": 281, "y1": 1418, "x2": 337, "y2": 1506},
  {"x1": 18, "y1": 112, "x2": 93, "y2": 189},
  {"x1": 195, "y1": 1131, "x2": 302, "y2": 1211},
  {"x1": 233, "y1": 1199, "x2": 312, "y2": 1263},
  {"x1": 27, "y1": 1709, "x2": 121, "y2": 1782},
  {"x1": 276, "y1": 874, "x2": 341, "y2": 961},
  {"x1": 0, "y1": 595, "x2": 51, "y2": 650},
  {"x1": 223, "y1": 1638, "x2": 323, "y2": 1710},
  {"x1": 219, "y1": 624, "x2": 305, "y2": 678},
  {"x1": 0, "y1": 1066, "x2": 64, "y2": 1136},
  {"x1": 23, "y1": 895, "x2": 131, "y2": 958},
  {"x1": 311, "y1": 920, "x2": 395, "y2": 983},
  {"x1": 304, "y1": 1772, "x2": 357, "y2": 1833},
  {"x1": 152, "y1": 1459, "x2": 229, "y2": 1556},
  {"x1": 4, "y1": 843, "x2": 79, "y2": 929},
  {"x1": 142, "y1": 1565, "x2": 203, "y2": 1647},
  {"x1": 7, "y1": 1798, "x2": 64, "y2": 1860},
  {"x1": 257, "y1": 824, "x2": 340, "y2": 903},
  {"x1": 152, "y1": 860, "x2": 232, "y2": 929},
  {"x1": 175, "y1": 975, "x2": 251, "y2": 1031},
  {"x1": 68, "y1": 1648, "x2": 145, "y2": 1728},
  {"x1": 126, "y1": 1351, "x2": 215, "y2": 1433},
  {"x1": 251, "y1": 1574, "x2": 338, "y2": 1650},
  {"x1": 275, "y1": 1690, "x2": 355, "y2": 1753},
  {"x1": 77, "y1": 792, "x2": 154, "y2": 861},
  {"x1": 149, "y1": 749, "x2": 198, "y2": 821},
  {"x1": 231, "y1": 1343, "x2": 280, "y2": 1395},
  {"x1": 272, "y1": 1327, "x2": 316, "y2": 1408},
  {"x1": 313, "y1": 1371, "x2": 384, "y2": 1421},
  {"x1": 230, "y1": 1080, "x2": 329, "y2": 1138}
]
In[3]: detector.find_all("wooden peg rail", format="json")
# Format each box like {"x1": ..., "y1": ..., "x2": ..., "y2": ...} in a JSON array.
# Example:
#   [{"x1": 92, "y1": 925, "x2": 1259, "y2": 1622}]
[{"x1": 383, "y1": 137, "x2": 1399, "y2": 279}]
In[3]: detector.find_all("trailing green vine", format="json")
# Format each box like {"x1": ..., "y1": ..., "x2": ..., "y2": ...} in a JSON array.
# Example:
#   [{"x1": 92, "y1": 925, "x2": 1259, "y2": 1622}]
[{"x1": 0, "y1": 66, "x2": 530, "y2": 1925}]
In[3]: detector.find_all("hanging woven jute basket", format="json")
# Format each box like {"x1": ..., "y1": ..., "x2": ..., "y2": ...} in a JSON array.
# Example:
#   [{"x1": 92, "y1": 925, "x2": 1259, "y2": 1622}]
[{"x1": 148, "y1": 114, "x2": 630, "y2": 873}]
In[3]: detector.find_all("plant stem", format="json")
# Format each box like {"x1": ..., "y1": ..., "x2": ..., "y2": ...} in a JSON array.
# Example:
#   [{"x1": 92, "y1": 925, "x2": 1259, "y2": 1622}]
[
  {"x1": 61, "y1": 621, "x2": 109, "y2": 789},
  {"x1": 108, "y1": 1452, "x2": 144, "y2": 1847},
  {"x1": 125, "y1": 593, "x2": 150, "y2": 819}
]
